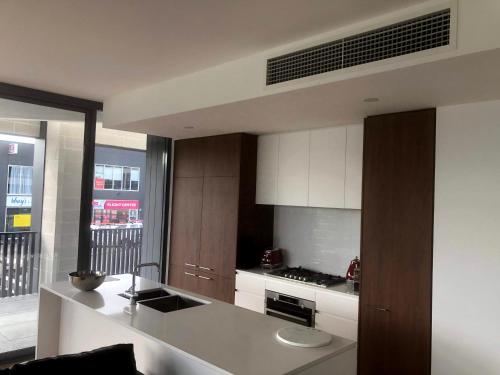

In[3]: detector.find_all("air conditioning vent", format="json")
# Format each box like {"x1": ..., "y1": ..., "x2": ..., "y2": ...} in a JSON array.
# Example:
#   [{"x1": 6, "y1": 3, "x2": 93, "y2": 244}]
[{"x1": 266, "y1": 9, "x2": 451, "y2": 85}]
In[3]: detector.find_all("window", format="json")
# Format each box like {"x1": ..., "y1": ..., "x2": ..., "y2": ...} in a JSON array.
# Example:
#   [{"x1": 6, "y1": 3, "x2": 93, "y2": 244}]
[
  {"x1": 7, "y1": 165, "x2": 33, "y2": 195},
  {"x1": 131, "y1": 167, "x2": 140, "y2": 191},
  {"x1": 104, "y1": 165, "x2": 113, "y2": 189},
  {"x1": 94, "y1": 165, "x2": 104, "y2": 189},
  {"x1": 112, "y1": 166, "x2": 122, "y2": 190},
  {"x1": 94, "y1": 164, "x2": 140, "y2": 191},
  {"x1": 122, "y1": 167, "x2": 131, "y2": 190}
]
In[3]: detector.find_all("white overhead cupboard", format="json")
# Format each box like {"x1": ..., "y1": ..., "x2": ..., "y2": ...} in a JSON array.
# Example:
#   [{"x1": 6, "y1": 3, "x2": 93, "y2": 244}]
[{"x1": 256, "y1": 124, "x2": 363, "y2": 209}]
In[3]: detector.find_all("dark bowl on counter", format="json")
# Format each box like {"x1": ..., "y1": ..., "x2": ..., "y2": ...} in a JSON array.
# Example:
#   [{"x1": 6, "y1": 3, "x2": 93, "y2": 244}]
[{"x1": 69, "y1": 270, "x2": 106, "y2": 291}]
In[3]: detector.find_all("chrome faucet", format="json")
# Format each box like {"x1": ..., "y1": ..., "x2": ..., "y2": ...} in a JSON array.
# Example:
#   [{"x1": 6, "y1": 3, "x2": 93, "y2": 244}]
[{"x1": 126, "y1": 262, "x2": 160, "y2": 305}]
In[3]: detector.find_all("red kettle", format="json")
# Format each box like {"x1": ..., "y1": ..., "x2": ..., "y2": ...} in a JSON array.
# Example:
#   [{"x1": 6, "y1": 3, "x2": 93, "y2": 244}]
[{"x1": 346, "y1": 256, "x2": 360, "y2": 280}]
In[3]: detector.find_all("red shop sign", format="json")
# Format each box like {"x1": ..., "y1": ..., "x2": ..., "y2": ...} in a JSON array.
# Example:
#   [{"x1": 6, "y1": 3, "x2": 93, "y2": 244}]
[
  {"x1": 104, "y1": 200, "x2": 139, "y2": 210},
  {"x1": 93, "y1": 200, "x2": 140, "y2": 210}
]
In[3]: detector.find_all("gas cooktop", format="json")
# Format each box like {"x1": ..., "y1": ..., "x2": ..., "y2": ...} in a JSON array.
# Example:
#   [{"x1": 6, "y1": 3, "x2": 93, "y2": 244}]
[{"x1": 268, "y1": 267, "x2": 346, "y2": 288}]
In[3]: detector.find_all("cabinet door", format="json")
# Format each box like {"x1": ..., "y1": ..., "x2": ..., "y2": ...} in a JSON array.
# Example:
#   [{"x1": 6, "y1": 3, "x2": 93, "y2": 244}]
[
  {"x1": 169, "y1": 177, "x2": 203, "y2": 268},
  {"x1": 315, "y1": 290, "x2": 359, "y2": 321},
  {"x1": 197, "y1": 272, "x2": 235, "y2": 303},
  {"x1": 315, "y1": 312, "x2": 358, "y2": 341},
  {"x1": 199, "y1": 177, "x2": 239, "y2": 278},
  {"x1": 235, "y1": 291, "x2": 265, "y2": 313},
  {"x1": 174, "y1": 138, "x2": 204, "y2": 177},
  {"x1": 255, "y1": 134, "x2": 279, "y2": 205},
  {"x1": 309, "y1": 127, "x2": 346, "y2": 208},
  {"x1": 235, "y1": 271, "x2": 265, "y2": 296},
  {"x1": 345, "y1": 124, "x2": 363, "y2": 209},
  {"x1": 359, "y1": 110, "x2": 435, "y2": 375},
  {"x1": 276, "y1": 131, "x2": 309, "y2": 206},
  {"x1": 168, "y1": 265, "x2": 199, "y2": 294},
  {"x1": 203, "y1": 134, "x2": 241, "y2": 177}
]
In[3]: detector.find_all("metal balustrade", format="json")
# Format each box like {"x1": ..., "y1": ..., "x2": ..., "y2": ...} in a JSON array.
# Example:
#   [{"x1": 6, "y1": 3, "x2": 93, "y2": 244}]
[
  {"x1": 0, "y1": 232, "x2": 39, "y2": 297},
  {"x1": 90, "y1": 228, "x2": 143, "y2": 276}
]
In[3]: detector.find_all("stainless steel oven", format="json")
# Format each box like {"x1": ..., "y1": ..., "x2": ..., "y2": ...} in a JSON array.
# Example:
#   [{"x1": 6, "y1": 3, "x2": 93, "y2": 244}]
[{"x1": 265, "y1": 290, "x2": 315, "y2": 327}]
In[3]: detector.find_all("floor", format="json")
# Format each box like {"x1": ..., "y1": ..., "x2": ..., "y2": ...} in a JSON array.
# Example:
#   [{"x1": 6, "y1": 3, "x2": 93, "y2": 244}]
[{"x1": 0, "y1": 294, "x2": 38, "y2": 355}]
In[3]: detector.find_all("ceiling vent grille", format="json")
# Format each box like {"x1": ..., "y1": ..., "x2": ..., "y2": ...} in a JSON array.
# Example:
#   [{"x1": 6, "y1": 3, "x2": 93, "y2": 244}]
[{"x1": 266, "y1": 8, "x2": 451, "y2": 85}]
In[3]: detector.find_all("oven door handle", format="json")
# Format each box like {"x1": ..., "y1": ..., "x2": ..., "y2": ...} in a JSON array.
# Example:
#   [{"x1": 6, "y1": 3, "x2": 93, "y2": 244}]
[{"x1": 266, "y1": 308, "x2": 309, "y2": 324}]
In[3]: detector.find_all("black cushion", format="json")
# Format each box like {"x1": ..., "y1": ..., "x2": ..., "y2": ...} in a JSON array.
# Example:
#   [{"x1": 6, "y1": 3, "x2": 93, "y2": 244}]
[{"x1": 7, "y1": 344, "x2": 137, "y2": 375}]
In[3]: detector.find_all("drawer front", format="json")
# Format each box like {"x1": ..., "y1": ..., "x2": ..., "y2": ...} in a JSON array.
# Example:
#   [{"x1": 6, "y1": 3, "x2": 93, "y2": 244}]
[
  {"x1": 315, "y1": 312, "x2": 358, "y2": 341},
  {"x1": 316, "y1": 290, "x2": 359, "y2": 321},
  {"x1": 235, "y1": 290, "x2": 265, "y2": 314},
  {"x1": 265, "y1": 279, "x2": 316, "y2": 301},
  {"x1": 235, "y1": 272, "x2": 265, "y2": 296}
]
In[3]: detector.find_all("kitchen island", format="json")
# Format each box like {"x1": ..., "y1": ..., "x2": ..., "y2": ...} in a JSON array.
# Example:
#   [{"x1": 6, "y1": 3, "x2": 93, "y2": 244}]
[{"x1": 37, "y1": 274, "x2": 356, "y2": 375}]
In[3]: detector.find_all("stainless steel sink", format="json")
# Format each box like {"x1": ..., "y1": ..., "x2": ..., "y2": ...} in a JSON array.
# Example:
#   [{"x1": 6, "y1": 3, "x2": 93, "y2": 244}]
[
  {"x1": 139, "y1": 295, "x2": 204, "y2": 313},
  {"x1": 119, "y1": 288, "x2": 170, "y2": 302}
]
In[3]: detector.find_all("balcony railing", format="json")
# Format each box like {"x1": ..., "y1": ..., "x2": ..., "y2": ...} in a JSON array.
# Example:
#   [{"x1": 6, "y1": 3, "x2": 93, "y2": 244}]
[
  {"x1": 0, "y1": 232, "x2": 39, "y2": 297},
  {"x1": 90, "y1": 228, "x2": 143, "y2": 276}
]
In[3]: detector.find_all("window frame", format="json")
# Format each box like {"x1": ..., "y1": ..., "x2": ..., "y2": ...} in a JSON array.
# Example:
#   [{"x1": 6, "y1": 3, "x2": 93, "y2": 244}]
[
  {"x1": 6, "y1": 164, "x2": 34, "y2": 196},
  {"x1": 93, "y1": 163, "x2": 141, "y2": 192}
]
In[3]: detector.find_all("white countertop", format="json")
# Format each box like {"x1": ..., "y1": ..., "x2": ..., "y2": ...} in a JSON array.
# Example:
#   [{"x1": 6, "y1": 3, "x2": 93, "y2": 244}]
[
  {"x1": 237, "y1": 268, "x2": 359, "y2": 298},
  {"x1": 41, "y1": 274, "x2": 355, "y2": 375}
]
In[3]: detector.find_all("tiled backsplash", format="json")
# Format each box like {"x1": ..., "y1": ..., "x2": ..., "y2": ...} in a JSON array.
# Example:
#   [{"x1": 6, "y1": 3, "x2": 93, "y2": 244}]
[{"x1": 273, "y1": 206, "x2": 361, "y2": 276}]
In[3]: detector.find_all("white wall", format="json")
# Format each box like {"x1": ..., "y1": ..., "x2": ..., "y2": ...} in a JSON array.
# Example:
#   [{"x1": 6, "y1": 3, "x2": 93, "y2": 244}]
[{"x1": 433, "y1": 100, "x2": 500, "y2": 374}]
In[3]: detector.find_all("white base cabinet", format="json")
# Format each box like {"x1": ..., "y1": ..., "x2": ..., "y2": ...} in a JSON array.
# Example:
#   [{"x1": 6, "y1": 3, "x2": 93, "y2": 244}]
[
  {"x1": 315, "y1": 312, "x2": 358, "y2": 341},
  {"x1": 235, "y1": 270, "x2": 359, "y2": 341},
  {"x1": 234, "y1": 290, "x2": 265, "y2": 314}
]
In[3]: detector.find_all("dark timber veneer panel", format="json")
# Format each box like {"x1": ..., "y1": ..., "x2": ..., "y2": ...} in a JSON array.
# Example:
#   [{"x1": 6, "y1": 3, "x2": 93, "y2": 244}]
[
  {"x1": 168, "y1": 133, "x2": 274, "y2": 303},
  {"x1": 359, "y1": 109, "x2": 435, "y2": 375}
]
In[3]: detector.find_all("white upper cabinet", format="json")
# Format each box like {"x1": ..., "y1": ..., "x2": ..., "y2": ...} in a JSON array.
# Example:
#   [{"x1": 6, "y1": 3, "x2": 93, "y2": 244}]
[
  {"x1": 309, "y1": 127, "x2": 347, "y2": 208},
  {"x1": 276, "y1": 131, "x2": 310, "y2": 206},
  {"x1": 256, "y1": 134, "x2": 279, "y2": 205},
  {"x1": 256, "y1": 125, "x2": 363, "y2": 209},
  {"x1": 345, "y1": 124, "x2": 364, "y2": 210}
]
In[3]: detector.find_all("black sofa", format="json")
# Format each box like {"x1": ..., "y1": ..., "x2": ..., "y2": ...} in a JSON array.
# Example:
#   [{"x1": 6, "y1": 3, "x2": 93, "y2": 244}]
[{"x1": 1, "y1": 344, "x2": 141, "y2": 374}]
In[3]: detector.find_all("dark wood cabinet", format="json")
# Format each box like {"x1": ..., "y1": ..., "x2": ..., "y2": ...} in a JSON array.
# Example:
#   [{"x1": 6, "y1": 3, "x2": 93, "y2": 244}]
[
  {"x1": 173, "y1": 138, "x2": 204, "y2": 177},
  {"x1": 200, "y1": 177, "x2": 239, "y2": 278},
  {"x1": 169, "y1": 177, "x2": 203, "y2": 268},
  {"x1": 203, "y1": 134, "x2": 241, "y2": 177},
  {"x1": 358, "y1": 109, "x2": 435, "y2": 375},
  {"x1": 168, "y1": 133, "x2": 274, "y2": 304}
]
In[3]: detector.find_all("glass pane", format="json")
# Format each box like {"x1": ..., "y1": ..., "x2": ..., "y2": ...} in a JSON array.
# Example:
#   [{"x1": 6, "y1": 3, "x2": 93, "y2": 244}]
[
  {"x1": 0, "y1": 98, "x2": 85, "y2": 358},
  {"x1": 131, "y1": 167, "x2": 140, "y2": 191},
  {"x1": 112, "y1": 166, "x2": 122, "y2": 190},
  {"x1": 104, "y1": 165, "x2": 113, "y2": 189},
  {"x1": 91, "y1": 128, "x2": 147, "y2": 277},
  {"x1": 94, "y1": 164, "x2": 104, "y2": 189},
  {"x1": 122, "y1": 167, "x2": 131, "y2": 191}
]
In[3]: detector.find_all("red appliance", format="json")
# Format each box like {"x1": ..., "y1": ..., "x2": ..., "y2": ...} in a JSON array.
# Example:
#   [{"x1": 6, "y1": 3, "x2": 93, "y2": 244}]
[
  {"x1": 260, "y1": 248, "x2": 283, "y2": 269},
  {"x1": 346, "y1": 256, "x2": 360, "y2": 281}
]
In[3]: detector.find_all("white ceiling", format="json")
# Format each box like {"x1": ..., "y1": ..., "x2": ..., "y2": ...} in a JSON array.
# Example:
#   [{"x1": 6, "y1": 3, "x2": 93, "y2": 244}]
[
  {"x1": 113, "y1": 48, "x2": 500, "y2": 139},
  {"x1": 0, "y1": 0, "x2": 427, "y2": 101}
]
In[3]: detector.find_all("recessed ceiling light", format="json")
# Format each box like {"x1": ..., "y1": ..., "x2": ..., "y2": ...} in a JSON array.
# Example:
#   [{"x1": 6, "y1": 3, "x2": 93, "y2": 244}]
[
  {"x1": 184, "y1": 126, "x2": 195, "y2": 129},
  {"x1": 363, "y1": 97, "x2": 379, "y2": 103}
]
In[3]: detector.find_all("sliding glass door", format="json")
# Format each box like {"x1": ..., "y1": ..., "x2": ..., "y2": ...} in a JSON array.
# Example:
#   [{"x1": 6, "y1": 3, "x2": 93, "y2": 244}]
[{"x1": 0, "y1": 98, "x2": 88, "y2": 361}]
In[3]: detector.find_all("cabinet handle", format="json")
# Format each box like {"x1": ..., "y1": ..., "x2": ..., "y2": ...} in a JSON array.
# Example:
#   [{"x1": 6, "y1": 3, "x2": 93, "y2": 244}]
[
  {"x1": 184, "y1": 272, "x2": 197, "y2": 277},
  {"x1": 185, "y1": 263, "x2": 197, "y2": 268},
  {"x1": 374, "y1": 307, "x2": 390, "y2": 312},
  {"x1": 199, "y1": 266, "x2": 213, "y2": 271},
  {"x1": 198, "y1": 275, "x2": 213, "y2": 280}
]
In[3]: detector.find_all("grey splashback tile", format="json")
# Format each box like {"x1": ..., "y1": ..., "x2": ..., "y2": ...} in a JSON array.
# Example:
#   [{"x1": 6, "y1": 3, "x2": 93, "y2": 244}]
[{"x1": 273, "y1": 206, "x2": 361, "y2": 276}]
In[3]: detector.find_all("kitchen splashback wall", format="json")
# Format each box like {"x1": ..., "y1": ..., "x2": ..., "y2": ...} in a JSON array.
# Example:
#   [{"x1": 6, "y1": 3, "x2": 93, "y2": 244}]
[{"x1": 273, "y1": 206, "x2": 361, "y2": 276}]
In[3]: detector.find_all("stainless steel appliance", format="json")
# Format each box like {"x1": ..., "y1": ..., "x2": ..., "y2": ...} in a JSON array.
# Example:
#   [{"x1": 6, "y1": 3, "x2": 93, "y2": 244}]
[
  {"x1": 268, "y1": 267, "x2": 346, "y2": 288},
  {"x1": 265, "y1": 290, "x2": 316, "y2": 327}
]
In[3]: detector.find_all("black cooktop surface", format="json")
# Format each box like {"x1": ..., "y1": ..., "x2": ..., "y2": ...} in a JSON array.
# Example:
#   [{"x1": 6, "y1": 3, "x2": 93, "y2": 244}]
[{"x1": 268, "y1": 267, "x2": 346, "y2": 288}]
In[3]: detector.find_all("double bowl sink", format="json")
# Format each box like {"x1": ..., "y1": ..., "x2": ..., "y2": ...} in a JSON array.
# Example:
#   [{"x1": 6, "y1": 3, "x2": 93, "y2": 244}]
[{"x1": 120, "y1": 288, "x2": 206, "y2": 313}]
